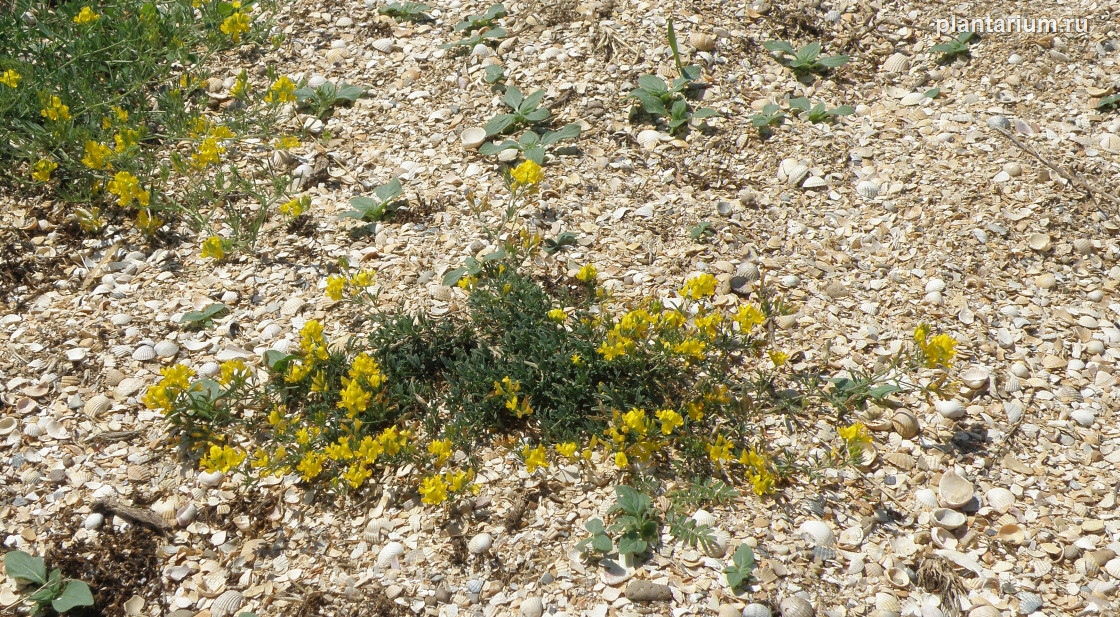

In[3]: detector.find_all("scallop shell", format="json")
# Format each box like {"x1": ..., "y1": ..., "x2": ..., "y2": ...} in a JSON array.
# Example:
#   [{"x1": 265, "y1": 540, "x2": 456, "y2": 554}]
[
  {"x1": 798, "y1": 520, "x2": 835, "y2": 547},
  {"x1": 931, "y1": 508, "x2": 966, "y2": 530},
  {"x1": 689, "y1": 32, "x2": 717, "y2": 51},
  {"x1": 210, "y1": 590, "x2": 243, "y2": 617},
  {"x1": 938, "y1": 471, "x2": 975, "y2": 509},
  {"x1": 468, "y1": 532, "x2": 492, "y2": 555},
  {"x1": 915, "y1": 488, "x2": 940, "y2": 509},
  {"x1": 1028, "y1": 233, "x2": 1051, "y2": 252},
  {"x1": 198, "y1": 470, "x2": 224, "y2": 488},
  {"x1": 1017, "y1": 592, "x2": 1042, "y2": 614},
  {"x1": 636, "y1": 129, "x2": 663, "y2": 150},
  {"x1": 875, "y1": 592, "x2": 901, "y2": 613},
  {"x1": 856, "y1": 180, "x2": 880, "y2": 199},
  {"x1": 743, "y1": 603, "x2": 772, "y2": 617},
  {"x1": 779, "y1": 596, "x2": 814, "y2": 617},
  {"x1": 377, "y1": 541, "x2": 405, "y2": 568},
  {"x1": 83, "y1": 394, "x2": 111, "y2": 416},
  {"x1": 176, "y1": 503, "x2": 198, "y2": 527},
  {"x1": 930, "y1": 527, "x2": 957, "y2": 550},
  {"x1": 968, "y1": 606, "x2": 1000, "y2": 617},
  {"x1": 882, "y1": 52, "x2": 910, "y2": 73},
  {"x1": 884, "y1": 452, "x2": 916, "y2": 470},
  {"x1": 885, "y1": 566, "x2": 911, "y2": 588},
  {"x1": 151, "y1": 499, "x2": 178, "y2": 525},
  {"x1": 132, "y1": 345, "x2": 156, "y2": 361},
  {"x1": 890, "y1": 410, "x2": 920, "y2": 438},
  {"x1": 691, "y1": 509, "x2": 716, "y2": 528},
  {"x1": 154, "y1": 340, "x2": 179, "y2": 358},
  {"x1": 995, "y1": 523, "x2": 1025, "y2": 545},
  {"x1": 1104, "y1": 558, "x2": 1120, "y2": 578},
  {"x1": 0, "y1": 416, "x2": 16, "y2": 436},
  {"x1": 985, "y1": 488, "x2": 1015, "y2": 513},
  {"x1": 705, "y1": 529, "x2": 730, "y2": 558}
]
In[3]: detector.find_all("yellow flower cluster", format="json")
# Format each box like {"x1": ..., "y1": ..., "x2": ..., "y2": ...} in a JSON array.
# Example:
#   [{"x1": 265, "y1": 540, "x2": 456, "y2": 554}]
[
  {"x1": 493, "y1": 376, "x2": 533, "y2": 418},
  {"x1": 31, "y1": 159, "x2": 57, "y2": 182},
  {"x1": 521, "y1": 445, "x2": 548, "y2": 473},
  {"x1": 191, "y1": 136, "x2": 225, "y2": 168},
  {"x1": 265, "y1": 76, "x2": 297, "y2": 104},
  {"x1": 40, "y1": 96, "x2": 70, "y2": 122},
  {"x1": 220, "y1": 11, "x2": 251, "y2": 42},
  {"x1": 142, "y1": 364, "x2": 197, "y2": 413},
  {"x1": 739, "y1": 447, "x2": 776, "y2": 496},
  {"x1": 547, "y1": 308, "x2": 567, "y2": 322},
  {"x1": 73, "y1": 6, "x2": 99, "y2": 24},
  {"x1": 274, "y1": 135, "x2": 300, "y2": 150},
  {"x1": 324, "y1": 270, "x2": 376, "y2": 301},
  {"x1": 0, "y1": 69, "x2": 20, "y2": 88},
  {"x1": 200, "y1": 443, "x2": 245, "y2": 473},
  {"x1": 419, "y1": 469, "x2": 473, "y2": 504},
  {"x1": 218, "y1": 359, "x2": 250, "y2": 386},
  {"x1": 510, "y1": 159, "x2": 542, "y2": 186},
  {"x1": 680, "y1": 273, "x2": 717, "y2": 300},
  {"x1": 279, "y1": 194, "x2": 309, "y2": 216},
  {"x1": 914, "y1": 324, "x2": 958, "y2": 368},
  {"x1": 135, "y1": 208, "x2": 161, "y2": 235},
  {"x1": 81, "y1": 141, "x2": 113, "y2": 170},
  {"x1": 200, "y1": 235, "x2": 226, "y2": 260},
  {"x1": 106, "y1": 171, "x2": 150, "y2": 207},
  {"x1": 575, "y1": 264, "x2": 598, "y2": 283},
  {"x1": 113, "y1": 127, "x2": 141, "y2": 153}
]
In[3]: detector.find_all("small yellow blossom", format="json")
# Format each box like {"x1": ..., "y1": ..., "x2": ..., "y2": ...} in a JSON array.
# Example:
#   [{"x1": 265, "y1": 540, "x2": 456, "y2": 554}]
[
  {"x1": 230, "y1": 70, "x2": 249, "y2": 98},
  {"x1": 113, "y1": 128, "x2": 141, "y2": 153},
  {"x1": 220, "y1": 11, "x2": 251, "y2": 42},
  {"x1": 769, "y1": 350, "x2": 789, "y2": 367},
  {"x1": 522, "y1": 445, "x2": 548, "y2": 473},
  {"x1": 428, "y1": 439, "x2": 453, "y2": 466},
  {"x1": 81, "y1": 141, "x2": 113, "y2": 170},
  {"x1": 191, "y1": 136, "x2": 224, "y2": 168},
  {"x1": 672, "y1": 338, "x2": 707, "y2": 361},
  {"x1": 337, "y1": 379, "x2": 370, "y2": 415},
  {"x1": 200, "y1": 444, "x2": 245, "y2": 473},
  {"x1": 349, "y1": 353, "x2": 385, "y2": 388},
  {"x1": 707, "y1": 434, "x2": 733, "y2": 465},
  {"x1": 342, "y1": 464, "x2": 371, "y2": 489},
  {"x1": 40, "y1": 96, "x2": 71, "y2": 122},
  {"x1": 570, "y1": 353, "x2": 583, "y2": 365},
  {"x1": 325, "y1": 275, "x2": 346, "y2": 301},
  {"x1": 73, "y1": 6, "x2": 100, "y2": 24},
  {"x1": 575, "y1": 264, "x2": 598, "y2": 283},
  {"x1": 456, "y1": 275, "x2": 478, "y2": 290},
  {"x1": 614, "y1": 451, "x2": 629, "y2": 468},
  {"x1": 31, "y1": 159, "x2": 57, "y2": 182},
  {"x1": 200, "y1": 235, "x2": 226, "y2": 260},
  {"x1": 510, "y1": 159, "x2": 543, "y2": 186},
  {"x1": 749, "y1": 471, "x2": 775, "y2": 496},
  {"x1": 111, "y1": 105, "x2": 129, "y2": 122},
  {"x1": 838, "y1": 422, "x2": 871, "y2": 447},
  {"x1": 296, "y1": 451, "x2": 326, "y2": 480},
  {"x1": 556, "y1": 442, "x2": 578, "y2": 458},
  {"x1": 265, "y1": 76, "x2": 297, "y2": 104},
  {"x1": 621, "y1": 408, "x2": 648, "y2": 435},
  {"x1": 279, "y1": 195, "x2": 309, "y2": 217},
  {"x1": 0, "y1": 69, "x2": 21, "y2": 88},
  {"x1": 656, "y1": 409, "x2": 683, "y2": 435},
  {"x1": 106, "y1": 171, "x2": 150, "y2": 207},
  {"x1": 274, "y1": 135, "x2": 300, "y2": 150},
  {"x1": 734, "y1": 304, "x2": 765, "y2": 333},
  {"x1": 547, "y1": 308, "x2": 567, "y2": 322},
  {"x1": 680, "y1": 273, "x2": 717, "y2": 300},
  {"x1": 218, "y1": 359, "x2": 249, "y2": 386},
  {"x1": 350, "y1": 270, "x2": 375, "y2": 288},
  {"x1": 914, "y1": 324, "x2": 958, "y2": 369},
  {"x1": 419, "y1": 475, "x2": 448, "y2": 504},
  {"x1": 446, "y1": 469, "x2": 472, "y2": 492}
]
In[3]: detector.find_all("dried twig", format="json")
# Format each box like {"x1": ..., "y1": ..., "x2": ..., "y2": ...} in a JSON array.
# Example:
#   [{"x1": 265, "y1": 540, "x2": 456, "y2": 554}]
[{"x1": 993, "y1": 126, "x2": 1120, "y2": 208}]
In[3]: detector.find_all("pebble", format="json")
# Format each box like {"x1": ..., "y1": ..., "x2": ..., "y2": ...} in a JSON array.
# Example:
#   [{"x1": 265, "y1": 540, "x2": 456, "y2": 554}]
[
  {"x1": 82, "y1": 512, "x2": 104, "y2": 530},
  {"x1": 624, "y1": 580, "x2": 672, "y2": 602}
]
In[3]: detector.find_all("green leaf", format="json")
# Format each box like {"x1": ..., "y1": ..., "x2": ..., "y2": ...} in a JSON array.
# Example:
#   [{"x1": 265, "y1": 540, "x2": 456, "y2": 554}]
[
  {"x1": 502, "y1": 85, "x2": 524, "y2": 109},
  {"x1": 482, "y1": 27, "x2": 507, "y2": 39},
  {"x1": 335, "y1": 83, "x2": 366, "y2": 101},
  {"x1": 762, "y1": 40, "x2": 796, "y2": 54},
  {"x1": 442, "y1": 267, "x2": 469, "y2": 287},
  {"x1": 483, "y1": 64, "x2": 505, "y2": 83},
  {"x1": 478, "y1": 140, "x2": 517, "y2": 155},
  {"x1": 816, "y1": 54, "x2": 850, "y2": 68},
  {"x1": 521, "y1": 89, "x2": 546, "y2": 111},
  {"x1": 523, "y1": 145, "x2": 545, "y2": 165},
  {"x1": 787, "y1": 97, "x2": 811, "y2": 112},
  {"x1": 869, "y1": 383, "x2": 903, "y2": 398},
  {"x1": 631, "y1": 90, "x2": 668, "y2": 116},
  {"x1": 830, "y1": 105, "x2": 855, "y2": 116},
  {"x1": 930, "y1": 42, "x2": 963, "y2": 54},
  {"x1": 180, "y1": 303, "x2": 229, "y2": 326},
  {"x1": 585, "y1": 518, "x2": 606, "y2": 533},
  {"x1": 680, "y1": 64, "x2": 702, "y2": 81},
  {"x1": 5, "y1": 551, "x2": 47, "y2": 585},
  {"x1": 52, "y1": 581, "x2": 94, "y2": 612},
  {"x1": 797, "y1": 41, "x2": 822, "y2": 61},
  {"x1": 374, "y1": 178, "x2": 403, "y2": 202},
  {"x1": 958, "y1": 31, "x2": 977, "y2": 43},
  {"x1": 636, "y1": 74, "x2": 668, "y2": 94},
  {"x1": 591, "y1": 534, "x2": 613, "y2": 553},
  {"x1": 521, "y1": 108, "x2": 550, "y2": 123},
  {"x1": 263, "y1": 350, "x2": 296, "y2": 372},
  {"x1": 617, "y1": 534, "x2": 646, "y2": 556},
  {"x1": 484, "y1": 113, "x2": 517, "y2": 137},
  {"x1": 924, "y1": 87, "x2": 941, "y2": 98},
  {"x1": 691, "y1": 107, "x2": 720, "y2": 119},
  {"x1": 732, "y1": 544, "x2": 755, "y2": 570},
  {"x1": 1098, "y1": 93, "x2": 1120, "y2": 110},
  {"x1": 540, "y1": 123, "x2": 581, "y2": 145}
]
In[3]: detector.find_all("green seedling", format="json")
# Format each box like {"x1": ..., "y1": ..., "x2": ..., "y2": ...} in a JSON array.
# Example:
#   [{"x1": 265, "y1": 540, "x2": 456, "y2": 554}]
[
  {"x1": 763, "y1": 40, "x2": 849, "y2": 78},
  {"x1": 629, "y1": 19, "x2": 719, "y2": 135},
  {"x1": 787, "y1": 97, "x2": 854, "y2": 123},
  {"x1": 608, "y1": 485, "x2": 659, "y2": 560},
  {"x1": 180, "y1": 303, "x2": 230, "y2": 330},
  {"x1": 295, "y1": 81, "x2": 365, "y2": 119},
  {"x1": 483, "y1": 86, "x2": 551, "y2": 136},
  {"x1": 4, "y1": 550, "x2": 95, "y2": 615},
  {"x1": 483, "y1": 64, "x2": 506, "y2": 88},
  {"x1": 723, "y1": 544, "x2": 756, "y2": 592},
  {"x1": 342, "y1": 178, "x2": 403, "y2": 222},
  {"x1": 577, "y1": 518, "x2": 614, "y2": 555},
  {"x1": 542, "y1": 231, "x2": 578, "y2": 255},
  {"x1": 688, "y1": 221, "x2": 715, "y2": 240},
  {"x1": 750, "y1": 103, "x2": 786, "y2": 134},
  {"x1": 1096, "y1": 92, "x2": 1120, "y2": 112},
  {"x1": 930, "y1": 31, "x2": 976, "y2": 62},
  {"x1": 378, "y1": 2, "x2": 432, "y2": 22},
  {"x1": 479, "y1": 123, "x2": 581, "y2": 164},
  {"x1": 453, "y1": 3, "x2": 507, "y2": 32}
]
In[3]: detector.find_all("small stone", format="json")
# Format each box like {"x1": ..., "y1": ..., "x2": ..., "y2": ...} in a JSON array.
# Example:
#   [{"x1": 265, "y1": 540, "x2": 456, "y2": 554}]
[
  {"x1": 624, "y1": 580, "x2": 672, "y2": 602},
  {"x1": 82, "y1": 512, "x2": 104, "y2": 530},
  {"x1": 337, "y1": 16, "x2": 353, "y2": 27},
  {"x1": 987, "y1": 115, "x2": 1010, "y2": 130}
]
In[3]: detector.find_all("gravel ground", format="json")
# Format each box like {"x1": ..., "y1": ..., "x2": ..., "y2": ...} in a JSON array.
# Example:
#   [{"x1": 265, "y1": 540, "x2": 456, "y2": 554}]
[{"x1": 3, "y1": 0, "x2": 1120, "y2": 616}]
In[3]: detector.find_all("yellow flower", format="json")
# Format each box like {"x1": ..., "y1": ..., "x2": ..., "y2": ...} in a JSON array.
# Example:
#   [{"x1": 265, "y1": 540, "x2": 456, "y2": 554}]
[
  {"x1": 325, "y1": 275, "x2": 346, "y2": 301},
  {"x1": 419, "y1": 475, "x2": 448, "y2": 504},
  {"x1": 350, "y1": 270, "x2": 375, "y2": 288},
  {"x1": 377, "y1": 425, "x2": 410, "y2": 456},
  {"x1": 428, "y1": 439, "x2": 453, "y2": 466},
  {"x1": 357, "y1": 436, "x2": 384, "y2": 464},
  {"x1": 838, "y1": 422, "x2": 870, "y2": 446},
  {"x1": 655, "y1": 409, "x2": 683, "y2": 435},
  {"x1": 296, "y1": 451, "x2": 326, "y2": 480},
  {"x1": 76, "y1": 207, "x2": 105, "y2": 233},
  {"x1": 522, "y1": 445, "x2": 548, "y2": 473},
  {"x1": 30, "y1": 159, "x2": 57, "y2": 182},
  {"x1": 342, "y1": 464, "x2": 371, "y2": 489},
  {"x1": 73, "y1": 6, "x2": 100, "y2": 24},
  {"x1": 621, "y1": 408, "x2": 648, "y2": 435},
  {"x1": 191, "y1": 136, "x2": 225, "y2": 168},
  {"x1": 734, "y1": 304, "x2": 765, "y2": 333},
  {"x1": 922, "y1": 333, "x2": 958, "y2": 368},
  {"x1": 113, "y1": 128, "x2": 141, "y2": 153},
  {"x1": 230, "y1": 70, "x2": 249, "y2": 98},
  {"x1": 680, "y1": 273, "x2": 717, "y2": 300},
  {"x1": 218, "y1": 359, "x2": 249, "y2": 386},
  {"x1": 749, "y1": 471, "x2": 775, "y2": 496},
  {"x1": 160, "y1": 364, "x2": 195, "y2": 391},
  {"x1": 446, "y1": 469, "x2": 472, "y2": 492},
  {"x1": 0, "y1": 69, "x2": 21, "y2": 88},
  {"x1": 200, "y1": 235, "x2": 226, "y2": 260},
  {"x1": 285, "y1": 360, "x2": 312, "y2": 383},
  {"x1": 570, "y1": 353, "x2": 582, "y2": 365},
  {"x1": 672, "y1": 339, "x2": 707, "y2": 361},
  {"x1": 707, "y1": 434, "x2": 733, "y2": 465},
  {"x1": 349, "y1": 353, "x2": 384, "y2": 388},
  {"x1": 325, "y1": 437, "x2": 354, "y2": 461},
  {"x1": 265, "y1": 76, "x2": 297, "y2": 104},
  {"x1": 220, "y1": 11, "x2": 251, "y2": 42},
  {"x1": 267, "y1": 406, "x2": 287, "y2": 429},
  {"x1": 250, "y1": 448, "x2": 271, "y2": 469},
  {"x1": 769, "y1": 350, "x2": 789, "y2": 367},
  {"x1": 111, "y1": 105, "x2": 129, "y2": 122},
  {"x1": 81, "y1": 141, "x2": 113, "y2": 170},
  {"x1": 40, "y1": 96, "x2": 70, "y2": 122},
  {"x1": 279, "y1": 195, "x2": 309, "y2": 217},
  {"x1": 693, "y1": 312, "x2": 723, "y2": 338},
  {"x1": 510, "y1": 159, "x2": 543, "y2": 186},
  {"x1": 556, "y1": 442, "x2": 578, "y2": 458},
  {"x1": 613, "y1": 451, "x2": 629, "y2": 468},
  {"x1": 106, "y1": 171, "x2": 150, "y2": 207},
  {"x1": 575, "y1": 264, "x2": 598, "y2": 283},
  {"x1": 200, "y1": 444, "x2": 245, "y2": 473},
  {"x1": 456, "y1": 275, "x2": 477, "y2": 290},
  {"x1": 337, "y1": 379, "x2": 370, "y2": 415},
  {"x1": 547, "y1": 308, "x2": 567, "y2": 322},
  {"x1": 274, "y1": 135, "x2": 300, "y2": 150}
]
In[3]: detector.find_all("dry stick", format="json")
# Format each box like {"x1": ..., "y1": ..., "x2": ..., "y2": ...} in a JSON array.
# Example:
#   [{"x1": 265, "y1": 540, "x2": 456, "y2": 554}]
[{"x1": 993, "y1": 126, "x2": 1120, "y2": 208}]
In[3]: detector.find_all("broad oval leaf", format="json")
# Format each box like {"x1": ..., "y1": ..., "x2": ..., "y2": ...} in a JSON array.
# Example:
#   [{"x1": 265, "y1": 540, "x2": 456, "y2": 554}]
[
  {"x1": 4, "y1": 550, "x2": 47, "y2": 585},
  {"x1": 762, "y1": 39, "x2": 796, "y2": 54},
  {"x1": 52, "y1": 580, "x2": 95, "y2": 612},
  {"x1": 374, "y1": 178, "x2": 403, "y2": 202},
  {"x1": 636, "y1": 74, "x2": 668, "y2": 94},
  {"x1": 540, "y1": 123, "x2": 580, "y2": 145},
  {"x1": 501, "y1": 85, "x2": 523, "y2": 110},
  {"x1": 484, "y1": 113, "x2": 516, "y2": 137}
]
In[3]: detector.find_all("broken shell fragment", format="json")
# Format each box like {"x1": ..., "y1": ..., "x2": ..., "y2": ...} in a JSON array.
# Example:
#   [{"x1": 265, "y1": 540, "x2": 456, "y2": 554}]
[
  {"x1": 938, "y1": 471, "x2": 975, "y2": 510},
  {"x1": 931, "y1": 508, "x2": 967, "y2": 530}
]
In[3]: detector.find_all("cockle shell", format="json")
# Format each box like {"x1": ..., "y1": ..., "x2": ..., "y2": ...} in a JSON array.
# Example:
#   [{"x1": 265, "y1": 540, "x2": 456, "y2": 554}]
[
  {"x1": 83, "y1": 394, "x2": 111, "y2": 416},
  {"x1": 743, "y1": 603, "x2": 772, "y2": 617},
  {"x1": 934, "y1": 399, "x2": 965, "y2": 420},
  {"x1": 968, "y1": 606, "x2": 1000, "y2": 617},
  {"x1": 377, "y1": 541, "x2": 405, "y2": 568},
  {"x1": 882, "y1": 52, "x2": 910, "y2": 73},
  {"x1": 938, "y1": 471, "x2": 975, "y2": 509},
  {"x1": 886, "y1": 566, "x2": 911, "y2": 588},
  {"x1": 468, "y1": 533, "x2": 493, "y2": 555},
  {"x1": 930, "y1": 527, "x2": 957, "y2": 550},
  {"x1": 985, "y1": 488, "x2": 1015, "y2": 513},
  {"x1": 995, "y1": 523, "x2": 1025, "y2": 545},
  {"x1": 210, "y1": 590, "x2": 243, "y2": 617},
  {"x1": 798, "y1": 520, "x2": 835, "y2": 547},
  {"x1": 779, "y1": 596, "x2": 814, "y2": 617},
  {"x1": 636, "y1": 129, "x2": 663, "y2": 150},
  {"x1": 875, "y1": 592, "x2": 901, "y2": 613},
  {"x1": 706, "y1": 529, "x2": 731, "y2": 558},
  {"x1": 931, "y1": 508, "x2": 967, "y2": 530},
  {"x1": 1105, "y1": 558, "x2": 1120, "y2": 578},
  {"x1": 0, "y1": 417, "x2": 16, "y2": 436},
  {"x1": 691, "y1": 509, "x2": 716, "y2": 528},
  {"x1": 891, "y1": 410, "x2": 920, "y2": 438},
  {"x1": 460, "y1": 127, "x2": 487, "y2": 150},
  {"x1": 856, "y1": 180, "x2": 880, "y2": 199},
  {"x1": 837, "y1": 526, "x2": 864, "y2": 549},
  {"x1": 960, "y1": 365, "x2": 991, "y2": 390}
]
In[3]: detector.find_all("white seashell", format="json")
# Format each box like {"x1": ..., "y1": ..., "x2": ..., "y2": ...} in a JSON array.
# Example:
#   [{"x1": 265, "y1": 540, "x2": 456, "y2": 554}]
[
  {"x1": 706, "y1": 529, "x2": 730, "y2": 558},
  {"x1": 42, "y1": 418, "x2": 69, "y2": 440},
  {"x1": 83, "y1": 394, "x2": 111, "y2": 416},
  {"x1": 691, "y1": 509, "x2": 716, "y2": 528},
  {"x1": 930, "y1": 527, "x2": 957, "y2": 550},
  {"x1": 875, "y1": 592, "x2": 901, "y2": 613},
  {"x1": 132, "y1": 345, "x2": 156, "y2": 361},
  {"x1": 938, "y1": 471, "x2": 975, "y2": 509},
  {"x1": 82, "y1": 512, "x2": 104, "y2": 530},
  {"x1": 995, "y1": 523, "x2": 1025, "y2": 545},
  {"x1": 1104, "y1": 558, "x2": 1120, "y2": 578},
  {"x1": 934, "y1": 399, "x2": 965, "y2": 420},
  {"x1": 377, "y1": 541, "x2": 405, "y2": 568},
  {"x1": 869, "y1": 611, "x2": 900, "y2": 617},
  {"x1": 307, "y1": 74, "x2": 327, "y2": 88},
  {"x1": 798, "y1": 520, "x2": 835, "y2": 547},
  {"x1": 931, "y1": 508, "x2": 966, "y2": 530},
  {"x1": 802, "y1": 175, "x2": 827, "y2": 189},
  {"x1": 198, "y1": 470, "x2": 224, "y2": 488},
  {"x1": 199, "y1": 362, "x2": 220, "y2": 377},
  {"x1": 689, "y1": 32, "x2": 717, "y2": 51},
  {"x1": 968, "y1": 606, "x2": 1000, "y2": 617},
  {"x1": 1017, "y1": 592, "x2": 1041, "y2": 614},
  {"x1": 461, "y1": 127, "x2": 487, "y2": 150},
  {"x1": 123, "y1": 595, "x2": 144, "y2": 616},
  {"x1": 837, "y1": 526, "x2": 864, "y2": 549},
  {"x1": 520, "y1": 596, "x2": 544, "y2": 617},
  {"x1": 778, "y1": 158, "x2": 810, "y2": 186},
  {"x1": 66, "y1": 348, "x2": 88, "y2": 362},
  {"x1": 1028, "y1": 233, "x2": 1051, "y2": 252},
  {"x1": 497, "y1": 148, "x2": 519, "y2": 162},
  {"x1": 743, "y1": 603, "x2": 772, "y2": 617},
  {"x1": 856, "y1": 180, "x2": 880, "y2": 199},
  {"x1": 373, "y1": 38, "x2": 394, "y2": 52},
  {"x1": 882, "y1": 52, "x2": 910, "y2": 73},
  {"x1": 915, "y1": 488, "x2": 939, "y2": 509},
  {"x1": 886, "y1": 566, "x2": 911, "y2": 589},
  {"x1": 960, "y1": 365, "x2": 990, "y2": 390},
  {"x1": 779, "y1": 596, "x2": 814, "y2": 617},
  {"x1": 151, "y1": 500, "x2": 177, "y2": 525},
  {"x1": 985, "y1": 488, "x2": 1015, "y2": 513},
  {"x1": 23, "y1": 422, "x2": 43, "y2": 438},
  {"x1": 1101, "y1": 133, "x2": 1120, "y2": 152},
  {"x1": 636, "y1": 129, "x2": 663, "y2": 150},
  {"x1": 0, "y1": 416, "x2": 16, "y2": 436},
  {"x1": 210, "y1": 590, "x2": 243, "y2": 617},
  {"x1": 176, "y1": 503, "x2": 197, "y2": 527},
  {"x1": 468, "y1": 532, "x2": 493, "y2": 555},
  {"x1": 466, "y1": 579, "x2": 485, "y2": 594},
  {"x1": 890, "y1": 410, "x2": 919, "y2": 438},
  {"x1": 154, "y1": 340, "x2": 179, "y2": 358}
]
